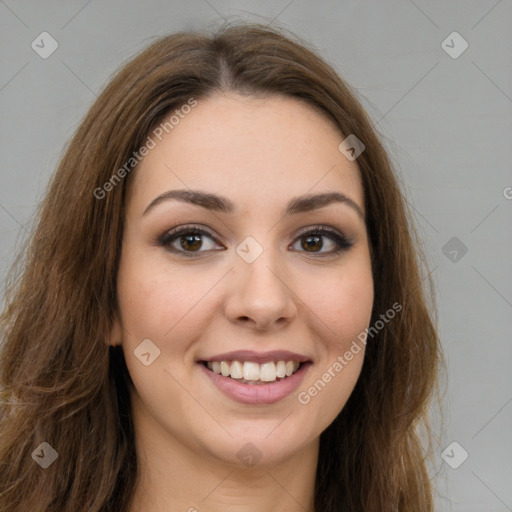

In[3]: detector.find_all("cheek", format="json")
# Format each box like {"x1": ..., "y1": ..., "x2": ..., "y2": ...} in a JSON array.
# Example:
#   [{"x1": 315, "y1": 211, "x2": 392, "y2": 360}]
[
  {"x1": 308, "y1": 264, "x2": 374, "y2": 348},
  {"x1": 115, "y1": 255, "x2": 218, "y2": 412},
  {"x1": 295, "y1": 270, "x2": 372, "y2": 430},
  {"x1": 118, "y1": 253, "x2": 222, "y2": 365}
]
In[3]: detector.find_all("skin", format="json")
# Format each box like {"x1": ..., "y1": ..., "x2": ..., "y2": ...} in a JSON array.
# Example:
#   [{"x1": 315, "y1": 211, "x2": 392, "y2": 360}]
[{"x1": 110, "y1": 92, "x2": 374, "y2": 512}]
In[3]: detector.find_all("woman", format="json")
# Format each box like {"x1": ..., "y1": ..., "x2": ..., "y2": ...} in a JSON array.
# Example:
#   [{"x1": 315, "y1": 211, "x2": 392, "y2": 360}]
[{"x1": 0, "y1": 22, "x2": 445, "y2": 511}]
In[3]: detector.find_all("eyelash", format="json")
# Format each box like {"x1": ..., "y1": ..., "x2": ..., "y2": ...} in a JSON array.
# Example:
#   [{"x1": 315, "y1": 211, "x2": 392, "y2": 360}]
[{"x1": 156, "y1": 224, "x2": 354, "y2": 258}]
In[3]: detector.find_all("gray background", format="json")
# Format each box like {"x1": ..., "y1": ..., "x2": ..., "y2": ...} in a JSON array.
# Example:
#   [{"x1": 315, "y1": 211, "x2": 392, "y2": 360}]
[{"x1": 1, "y1": 1, "x2": 511, "y2": 510}]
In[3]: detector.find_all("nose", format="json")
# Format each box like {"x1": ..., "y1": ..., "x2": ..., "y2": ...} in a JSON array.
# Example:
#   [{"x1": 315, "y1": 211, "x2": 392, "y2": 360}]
[{"x1": 224, "y1": 250, "x2": 297, "y2": 331}]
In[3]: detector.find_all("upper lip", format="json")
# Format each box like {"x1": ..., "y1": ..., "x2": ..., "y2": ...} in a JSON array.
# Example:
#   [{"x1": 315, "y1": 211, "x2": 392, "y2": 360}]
[{"x1": 199, "y1": 350, "x2": 311, "y2": 364}]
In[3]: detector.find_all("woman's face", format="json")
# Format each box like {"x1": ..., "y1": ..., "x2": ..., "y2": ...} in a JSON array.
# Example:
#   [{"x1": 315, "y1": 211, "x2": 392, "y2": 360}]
[{"x1": 112, "y1": 92, "x2": 374, "y2": 468}]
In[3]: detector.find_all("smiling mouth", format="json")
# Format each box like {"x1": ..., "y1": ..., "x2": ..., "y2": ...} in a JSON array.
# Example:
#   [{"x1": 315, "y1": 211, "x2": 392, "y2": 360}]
[{"x1": 201, "y1": 360, "x2": 303, "y2": 385}]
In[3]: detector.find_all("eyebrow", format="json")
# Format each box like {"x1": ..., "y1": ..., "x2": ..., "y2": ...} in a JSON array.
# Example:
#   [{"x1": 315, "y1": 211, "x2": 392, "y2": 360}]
[{"x1": 143, "y1": 189, "x2": 365, "y2": 220}]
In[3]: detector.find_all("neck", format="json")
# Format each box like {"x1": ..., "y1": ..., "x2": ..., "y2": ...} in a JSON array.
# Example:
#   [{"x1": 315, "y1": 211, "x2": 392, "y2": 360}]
[{"x1": 128, "y1": 392, "x2": 318, "y2": 512}]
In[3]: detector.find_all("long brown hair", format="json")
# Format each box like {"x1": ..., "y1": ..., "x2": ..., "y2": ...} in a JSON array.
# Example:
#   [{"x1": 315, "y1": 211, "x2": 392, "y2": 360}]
[{"x1": 0, "y1": 22, "x2": 445, "y2": 511}]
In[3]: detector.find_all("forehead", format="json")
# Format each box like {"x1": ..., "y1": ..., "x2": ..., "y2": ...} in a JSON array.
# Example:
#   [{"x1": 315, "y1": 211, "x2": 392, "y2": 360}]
[{"x1": 128, "y1": 92, "x2": 364, "y2": 215}]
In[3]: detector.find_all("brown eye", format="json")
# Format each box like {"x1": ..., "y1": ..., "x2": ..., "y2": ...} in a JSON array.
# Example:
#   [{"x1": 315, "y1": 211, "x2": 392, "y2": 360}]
[
  {"x1": 301, "y1": 234, "x2": 324, "y2": 252},
  {"x1": 157, "y1": 224, "x2": 353, "y2": 258},
  {"x1": 292, "y1": 227, "x2": 354, "y2": 256},
  {"x1": 179, "y1": 233, "x2": 203, "y2": 252},
  {"x1": 157, "y1": 226, "x2": 223, "y2": 257}
]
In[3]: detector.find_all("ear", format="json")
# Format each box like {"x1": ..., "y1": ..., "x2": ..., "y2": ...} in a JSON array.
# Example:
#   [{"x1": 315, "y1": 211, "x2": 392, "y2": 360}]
[{"x1": 108, "y1": 311, "x2": 123, "y2": 347}]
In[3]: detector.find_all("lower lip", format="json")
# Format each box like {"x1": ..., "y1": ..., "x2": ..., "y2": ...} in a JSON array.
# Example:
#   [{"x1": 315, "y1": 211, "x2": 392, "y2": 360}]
[{"x1": 199, "y1": 362, "x2": 311, "y2": 405}]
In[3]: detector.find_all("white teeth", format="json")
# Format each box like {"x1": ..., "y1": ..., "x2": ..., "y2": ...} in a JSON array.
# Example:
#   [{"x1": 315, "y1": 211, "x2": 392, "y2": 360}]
[
  {"x1": 259, "y1": 362, "x2": 276, "y2": 381},
  {"x1": 205, "y1": 359, "x2": 303, "y2": 382},
  {"x1": 276, "y1": 360, "x2": 286, "y2": 378},
  {"x1": 230, "y1": 361, "x2": 243, "y2": 379},
  {"x1": 243, "y1": 362, "x2": 260, "y2": 381},
  {"x1": 220, "y1": 361, "x2": 231, "y2": 377}
]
